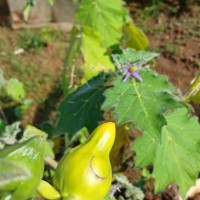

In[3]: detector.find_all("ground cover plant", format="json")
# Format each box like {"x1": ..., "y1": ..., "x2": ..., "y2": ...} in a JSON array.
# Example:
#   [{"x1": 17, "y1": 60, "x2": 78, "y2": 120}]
[{"x1": 0, "y1": 0, "x2": 200, "y2": 199}]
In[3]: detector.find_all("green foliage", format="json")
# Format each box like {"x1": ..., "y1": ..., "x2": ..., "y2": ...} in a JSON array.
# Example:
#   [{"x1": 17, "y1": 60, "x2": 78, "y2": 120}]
[
  {"x1": 23, "y1": 0, "x2": 35, "y2": 21},
  {"x1": 81, "y1": 27, "x2": 115, "y2": 81},
  {"x1": 75, "y1": 0, "x2": 129, "y2": 48},
  {"x1": 0, "y1": 70, "x2": 25, "y2": 101},
  {"x1": 0, "y1": 122, "x2": 21, "y2": 149},
  {"x1": 0, "y1": 159, "x2": 30, "y2": 189},
  {"x1": 102, "y1": 49, "x2": 200, "y2": 198},
  {"x1": 6, "y1": 79, "x2": 25, "y2": 101},
  {"x1": 3, "y1": 0, "x2": 200, "y2": 199},
  {"x1": 185, "y1": 74, "x2": 200, "y2": 104},
  {"x1": 48, "y1": 0, "x2": 55, "y2": 6},
  {"x1": 153, "y1": 108, "x2": 200, "y2": 197},
  {"x1": 0, "y1": 134, "x2": 45, "y2": 200},
  {"x1": 123, "y1": 23, "x2": 149, "y2": 50},
  {"x1": 0, "y1": 120, "x2": 6, "y2": 136},
  {"x1": 23, "y1": 125, "x2": 54, "y2": 158},
  {"x1": 57, "y1": 73, "x2": 105, "y2": 140},
  {"x1": 14, "y1": 99, "x2": 33, "y2": 119},
  {"x1": 112, "y1": 49, "x2": 159, "y2": 70},
  {"x1": 19, "y1": 28, "x2": 63, "y2": 51},
  {"x1": 102, "y1": 69, "x2": 181, "y2": 141}
]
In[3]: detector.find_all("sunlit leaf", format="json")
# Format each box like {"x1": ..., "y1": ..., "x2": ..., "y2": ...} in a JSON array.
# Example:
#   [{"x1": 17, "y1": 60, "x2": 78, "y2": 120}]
[
  {"x1": 0, "y1": 159, "x2": 30, "y2": 189},
  {"x1": 23, "y1": 4, "x2": 31, "y2": 21},
  {"x1": 102, "y1": 69, "x2": 181, "y2": 141},
  {"x1": 0, "y1": 135, "x2": 45, "y2": 199},
  {"x1": 23, "y1": 125, "x2": 54, "y2": 158},
  {"x1": 57, "y1": 73, "x2": 105, "y2": 140},
  {"x1": 6, "y1": 79, "x2": 25, "y2": 101},
  {"x1": 75, "y1": 0, "x2": 129, "y2": 47},
  {"x1": 81, "y1": 27, "x2": 115, "y2": 81},
  {"x1": 184, "y1": 74, "x2": 200, "y2": 104},
  {"x1": 153, "y1": 108, "x2": 200, "y2": 198},
  {"x1": 123, "y1": 23, "x2": 149, "y2": 50},
  {"x1": 23, "y1": 0, "x2": 36, "y2": 21}
]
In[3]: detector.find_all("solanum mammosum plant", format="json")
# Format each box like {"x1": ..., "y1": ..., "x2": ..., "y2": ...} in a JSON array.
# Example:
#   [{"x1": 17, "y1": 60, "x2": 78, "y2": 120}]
[
  {"x1": 38, "y1": 122, "x2": 116, "y2": 200},
  {"x1": 0, "y1": 0, "x2": 200, "y2": 199}
]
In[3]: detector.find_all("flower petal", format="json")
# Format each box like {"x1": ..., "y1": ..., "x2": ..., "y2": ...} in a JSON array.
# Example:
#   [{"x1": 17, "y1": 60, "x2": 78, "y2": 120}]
[
  {"x1": 123, "y1": 72, "x2": 131, "y2": 82},
  {"x1": 132, "y1": 71, "x2": 143, "y2": 82}
]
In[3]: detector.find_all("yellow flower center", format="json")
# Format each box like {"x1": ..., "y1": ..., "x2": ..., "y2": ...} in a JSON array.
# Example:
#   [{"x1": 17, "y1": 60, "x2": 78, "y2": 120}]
[{"x1": 128, "y1": 66, "x2": 136, "y2": 73}]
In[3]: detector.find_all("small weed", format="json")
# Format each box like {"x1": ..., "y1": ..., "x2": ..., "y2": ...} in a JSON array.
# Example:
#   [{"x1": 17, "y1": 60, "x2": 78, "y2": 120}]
[
  {"x1": 162, "y1": 41, "x2": 180, "y2": 56},
  {"x1": 18, "y1": 28, "x2": 66, "y2": 52},
  {"x1": 139, "y1": 1, "x2": 164, "y2": 19},
  {"x1": 18, "y1": 30, "x2": 47, "y2": 51}
]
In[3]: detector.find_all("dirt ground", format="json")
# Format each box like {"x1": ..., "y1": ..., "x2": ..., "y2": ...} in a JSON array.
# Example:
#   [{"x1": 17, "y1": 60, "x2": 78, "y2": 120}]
[{"x1": 0, "y1": 0, "x2": 200, "y2": 199}]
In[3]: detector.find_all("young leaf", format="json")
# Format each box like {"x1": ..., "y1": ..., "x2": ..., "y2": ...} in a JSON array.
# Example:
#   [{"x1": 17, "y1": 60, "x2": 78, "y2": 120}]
[
  {"x1": 75, "y1": 0, "x2": 128, "y2": 47},
  {"x1": 23, "y1": 0, "x2": 36, "y2": 21},
  {"x1": 81, "y1": 27, "x2": 115, "y2": 81},
  {"x1": 6, "y1": 79, "x2": 25, "y2": 101},
  {"x1": 0, "y1": 136, "x2": 45, "y2": 199},
  {"x1": 123, "y1": 23, "x2": 149, "y2": 50},
  {"x1": 0, "y1": 159, "x2": 30, "y2": 189},
  {"x1": 0, "y1": 122, "x2": 21, "y2": 148},
  {"x1": 102, "y1": 69, "x2": 181, "y2": 141},
  {"x1": 112, "y1": 49, "x2": 158, "y2": 71},
  {"x1": 153, "y1": 108, "x2": 200, "y2": 198},
  {"x1": 57, "y1": 73, "x2": 105, "y2": 139}
]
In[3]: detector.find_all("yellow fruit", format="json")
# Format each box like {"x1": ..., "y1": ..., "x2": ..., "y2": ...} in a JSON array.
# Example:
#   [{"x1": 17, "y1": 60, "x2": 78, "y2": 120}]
[{"x1": 54, "y1": 122, "x2": 116, "y2": 200}]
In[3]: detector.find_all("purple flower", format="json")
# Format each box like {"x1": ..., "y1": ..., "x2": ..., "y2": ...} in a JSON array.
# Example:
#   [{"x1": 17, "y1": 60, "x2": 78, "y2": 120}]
[{"x1": 123, "y1": 64, "x2": 143, "y2": 82}]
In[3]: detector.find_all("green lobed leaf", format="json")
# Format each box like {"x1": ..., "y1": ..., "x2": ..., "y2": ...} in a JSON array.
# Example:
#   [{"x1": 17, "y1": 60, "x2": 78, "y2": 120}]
[
  {"x1": 75, "y1": 0, "x2": 129, "y2": 47},
  {"x1": 112, "y1": 49, "x2": 159, "y2": 72},
  {"x1": 57, "y1": 73, "x2": 105, "y2": 139},
  {"x1": 132, "y1": 131, "x2": 158, "y2": 167},
  {"x1": 0, "y1": 135, "x2": 45, "y2": 199},
  {"x1": 153, "y1": 108, "x2": 200, "y2": 198},
  {"x1": 0, "y1": 159, "x2": 30, "y2": 189},
  {"x1": 22, "y1": 125, "x2": 54, "y2": 158},
  {"x1": 102, "y1": 69, "x2": 181, "y2": 141},
  {"x1": 0, "y1": 122, "x2": 21, "y2": 148},
  {"x1": 81, "y1": 27, "x2": 115, "y2": 81}
]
